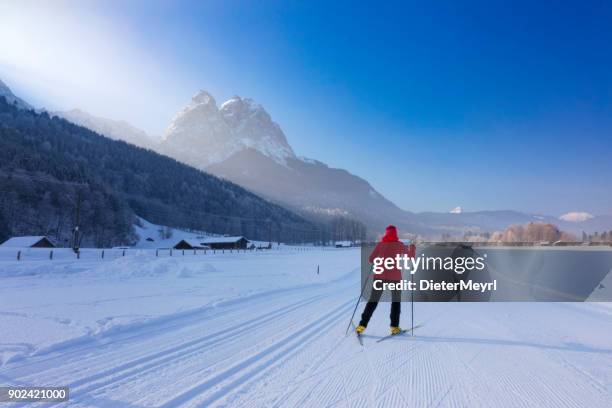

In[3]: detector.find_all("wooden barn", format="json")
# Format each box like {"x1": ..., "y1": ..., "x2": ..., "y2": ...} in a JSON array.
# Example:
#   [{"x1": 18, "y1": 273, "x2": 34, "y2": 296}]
[
  {"x1": 0, "y1": 236, "x2": 56, "y2": 248},
  {"x1": 173, "y1": 239, "x2": 211, "y2": 250},
  {"x1": 200, "y1": 236, "x2": 250, "y2": 250},
  {"x1": 334, "y1": 240, "x2": 352, "y2": 248}
]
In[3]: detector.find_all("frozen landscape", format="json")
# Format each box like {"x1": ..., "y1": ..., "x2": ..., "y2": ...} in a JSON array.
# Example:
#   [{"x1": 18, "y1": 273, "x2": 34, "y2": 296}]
[
  {"x1": 1, "y1": 247, "x2": 611, "y2": 407},
  {"x1": 1, "y1": 2, "x2": 611, "y2": 407}
]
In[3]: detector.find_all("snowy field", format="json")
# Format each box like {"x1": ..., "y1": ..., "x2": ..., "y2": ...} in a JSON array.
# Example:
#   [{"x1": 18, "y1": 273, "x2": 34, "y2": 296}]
[{"x1": 1, "y1": 247, "x2": 611, "y2": 407}]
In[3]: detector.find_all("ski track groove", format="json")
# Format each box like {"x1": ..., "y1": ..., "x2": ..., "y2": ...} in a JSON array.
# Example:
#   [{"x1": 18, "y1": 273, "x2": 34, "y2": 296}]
[
  {"x1": 5, "y1": 292, "x2": 321, "y2": 386},
  {"x1": 243, "y1": 300, "x2": 370, "y2": 407},
  {"x1": 94, "y1": 295, "x2": 353, "y2": 407},
  {"x1": 275, "y1": 326, "x2": 350, "y2": 398},
  {"x1": 208, "y1": 306, "x2": 355, "y2": 408},
  {"x1": 219, "y1": 296, "x2": 350, "y2": 408},
  {"x1": 4, "y1": 283, "x2": 327, "y2": 373},
  {"x1": 157, "y1": 299, "x2": 355, "y2": 407},
  {"x1": 3, "y1": 276, "x2": 358, "y2": 408},
  {"x1": 239, "y1": 294, "x2": 374, "y2": 407},
  {"x1": 66, "y1": 293, "x2": 329, "y2": 398}
]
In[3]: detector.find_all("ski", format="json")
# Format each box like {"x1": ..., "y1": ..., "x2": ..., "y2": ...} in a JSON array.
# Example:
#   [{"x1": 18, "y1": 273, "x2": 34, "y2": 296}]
[
  {"x1": 376, "y1": 324, "x2": 423, "y2": 343},
  {"x1": 350, "y1": 321, "x2": 364, "y2": 346}
]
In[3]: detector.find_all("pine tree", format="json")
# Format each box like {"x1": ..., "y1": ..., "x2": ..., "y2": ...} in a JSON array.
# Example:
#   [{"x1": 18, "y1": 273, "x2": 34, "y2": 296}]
[{"x1": 0, "y1": 211, "x2": 10, "y2": 243}]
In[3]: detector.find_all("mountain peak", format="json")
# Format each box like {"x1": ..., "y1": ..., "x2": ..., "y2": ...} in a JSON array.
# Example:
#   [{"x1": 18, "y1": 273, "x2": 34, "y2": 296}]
[
  {"x1": 219, "y1": 95, "x2": 267, "y2": 123},
  {"x1": 65, "y1": 108, "x2": 86, "y2": 115},
  {"x1": 220, "y1": 95, "x2": 243, "y2": 107},
  {"x1": 191, "y1": 90, "x2": 216, "y2": 106},
  {"x1": 219, "y1": 95, "x2": 295, "y2": 163},
  {"x1": 220, "y1": 95, "x2": 260, "y2": 112},
  {"x1": 162, "y1": 91, "x2": 295, "y2": 168},
  {"x1": 0, "y1": 79, "x2": 33, "y2": 110}
]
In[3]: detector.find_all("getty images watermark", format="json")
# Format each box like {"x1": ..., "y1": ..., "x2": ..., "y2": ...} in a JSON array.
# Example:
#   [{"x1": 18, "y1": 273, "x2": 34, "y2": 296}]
[
  {"x1": 371, "y1": 251, "x2": 495, "y2": 293},
  {"x1": 360, "y1": 242, "x2": 612, "y2": 302}
]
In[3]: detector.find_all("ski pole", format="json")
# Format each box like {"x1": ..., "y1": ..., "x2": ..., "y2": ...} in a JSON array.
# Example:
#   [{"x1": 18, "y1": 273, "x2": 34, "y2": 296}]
[
  {"x1": 411, "y1": 270, "x2": 414, "y2": 336},
  {"x1": 345, "y1": 271, "x2": 371, "y2": 335},
  {"x1": 408, "y1": 242, "x2": 417, "y2": 336}
]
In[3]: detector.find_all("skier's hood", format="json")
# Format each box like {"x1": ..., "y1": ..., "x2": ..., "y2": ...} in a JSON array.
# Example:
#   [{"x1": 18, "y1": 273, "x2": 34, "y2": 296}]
[{"x1": 381, "y1": 225, "x2": 399, "y2": 242}]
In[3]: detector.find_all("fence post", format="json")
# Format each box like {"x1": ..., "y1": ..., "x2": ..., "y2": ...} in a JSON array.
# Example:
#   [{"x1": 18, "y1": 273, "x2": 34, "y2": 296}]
[
  {"x1": 193, "y1": 249, "x2": 196, "y2": 255},
  {"x1": 156, "y1": 249, "x2": 159, "y2": 257},
  {"x1": 182, "y1": 250, "x2": 185, "y2": 256},
  {"x1": 101, "y1": 250, "x2": 105, "y2": 259},
  {"x1": 17, "y1": 250, "x2": 21, "y2": 261},
  {"x1": 49, "y1": 250, "x2": 53, "y2": 260},
  {"x1": 77, "y1": 251, "x2": 80, "y2": 259},
  {"x1": 123, "y1": 250, "x2": 125, "y2": 257},
  {"x1": 170, "y1": 249, "x2": 173, "y2": 256}
]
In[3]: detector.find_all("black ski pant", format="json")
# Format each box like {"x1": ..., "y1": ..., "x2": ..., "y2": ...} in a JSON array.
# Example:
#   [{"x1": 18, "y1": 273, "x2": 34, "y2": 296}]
[{"x1": 359, "y1": 280, "x2": 402, "y2": 327}]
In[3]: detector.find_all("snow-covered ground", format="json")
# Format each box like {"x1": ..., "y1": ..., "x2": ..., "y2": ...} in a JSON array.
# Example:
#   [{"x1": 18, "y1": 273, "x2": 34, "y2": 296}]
[{"x1": 0, "y1": 247, "x2": 611, "y2": 407}]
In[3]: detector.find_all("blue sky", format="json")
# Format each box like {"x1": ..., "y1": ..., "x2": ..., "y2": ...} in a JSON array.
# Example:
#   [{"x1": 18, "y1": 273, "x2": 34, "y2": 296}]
[{"x1": 1, "y1": 0, "x2": 611, "y2": 215}]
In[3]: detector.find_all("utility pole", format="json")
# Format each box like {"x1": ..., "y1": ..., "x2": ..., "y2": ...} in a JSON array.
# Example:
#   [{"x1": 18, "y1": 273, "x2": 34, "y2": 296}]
[
  {"x1": 72, "y1": 191, "x2": 82, "y2": 254},
  {"x1": 268, "y1": 221, "x2": 272, "y2": 246}
]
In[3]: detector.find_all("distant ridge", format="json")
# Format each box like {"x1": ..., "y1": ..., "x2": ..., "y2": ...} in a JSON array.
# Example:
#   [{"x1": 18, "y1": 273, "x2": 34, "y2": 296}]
[
  {"x1": 3, "y1": 78, "x2": 610, "y2": 238},
  {"x1": 0, "y1": 79, "x2": 32, "y2": 110}
]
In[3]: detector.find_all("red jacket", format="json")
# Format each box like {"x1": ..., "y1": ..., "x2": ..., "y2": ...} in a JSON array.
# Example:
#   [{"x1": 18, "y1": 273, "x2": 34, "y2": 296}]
[{"x1": 368, "y1": 226, "x2": 416, "y2": 281}]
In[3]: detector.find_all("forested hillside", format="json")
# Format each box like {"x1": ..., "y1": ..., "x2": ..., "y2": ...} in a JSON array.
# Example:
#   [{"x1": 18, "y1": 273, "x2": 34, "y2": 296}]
[{"x1": 0, "y1": 97, "x2": 316, "y2": 247}]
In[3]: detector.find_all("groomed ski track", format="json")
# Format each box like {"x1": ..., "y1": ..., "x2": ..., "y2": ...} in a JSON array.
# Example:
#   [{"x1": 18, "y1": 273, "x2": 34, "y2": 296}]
[{"x1": 1, "y1": 256, "x2": 611, "y2": 407}]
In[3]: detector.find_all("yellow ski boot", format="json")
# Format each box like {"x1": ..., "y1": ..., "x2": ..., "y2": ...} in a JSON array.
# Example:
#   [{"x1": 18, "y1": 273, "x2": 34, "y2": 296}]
[
  {"x1": 356, "y1": 325, "x2": 366, "y2": 334},
  {"x1": 390, "y1": 326, "x2": 402, "y2": 336}
]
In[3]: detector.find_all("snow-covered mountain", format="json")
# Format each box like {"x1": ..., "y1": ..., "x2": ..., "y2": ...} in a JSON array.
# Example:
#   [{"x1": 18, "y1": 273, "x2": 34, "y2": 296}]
[
  {"x1": 53, "y1": 109, "x2": 157, "y2": 150},
  {"x1": 208, "y1": 148, "x2": 410, "y2": 229},
  {"x1": 160, "y1": 90, "x2": 612, "y2": 236},
  {"x1": 220, "y1": 96, "x2": 295, "y2": 164},
  {"x1": 0, "y1": 79, "x2": 32, "y2": 110},
  {"x1": 160, "y1": 91, "x2": 234, "y2": 167},
  {"x1": 160, "y1": 91, "x2": 410, "y2": 232},
  {"x1": 0, "y1": 78, "x2": 156, "y2": 150},
  {"x1": 161, "y1": 92, "x2": 294, "y2": 167}
]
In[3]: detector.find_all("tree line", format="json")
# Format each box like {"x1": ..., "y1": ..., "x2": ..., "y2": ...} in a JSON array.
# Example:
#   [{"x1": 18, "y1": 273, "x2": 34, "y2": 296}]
[
  {"x1": 440, "y1": 222, "x2": 577, "y2": 244},
  {"x1": 0, "y1": 97, "x2": 320, "y2": 247},
  {"x1": 582, "y1": 231, "x2": 612, "y2": 243}
]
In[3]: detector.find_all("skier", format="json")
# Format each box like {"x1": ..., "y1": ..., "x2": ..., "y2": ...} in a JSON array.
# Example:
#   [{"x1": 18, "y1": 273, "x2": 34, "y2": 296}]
[{"x1": 356, "y1": 225, "x2": 415, "y2": 336}]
